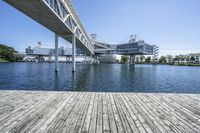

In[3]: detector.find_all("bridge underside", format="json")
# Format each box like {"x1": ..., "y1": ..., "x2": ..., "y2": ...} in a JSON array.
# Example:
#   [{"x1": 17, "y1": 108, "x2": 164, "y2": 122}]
[{"x1": 5, "y1": 0, "x2": 92, "y2": 54}]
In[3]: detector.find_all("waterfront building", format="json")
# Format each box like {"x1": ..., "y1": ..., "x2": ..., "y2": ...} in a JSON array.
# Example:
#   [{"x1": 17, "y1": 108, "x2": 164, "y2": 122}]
[
  {"x1": 24, "y1": 42, "x2": 90, "y2": 62},
  {"x1": 92, "y1": 34, "x2": 158, "y2": 63}
]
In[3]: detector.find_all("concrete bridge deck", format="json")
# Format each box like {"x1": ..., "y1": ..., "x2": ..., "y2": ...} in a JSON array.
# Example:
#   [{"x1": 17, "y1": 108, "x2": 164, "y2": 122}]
[{"x1": 0, "y1": 90, "x2": 200, "y2": 133}]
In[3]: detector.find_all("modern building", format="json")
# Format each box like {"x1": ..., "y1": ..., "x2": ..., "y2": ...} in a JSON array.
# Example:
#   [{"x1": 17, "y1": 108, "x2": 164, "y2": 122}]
[
  {"x1": 92, "y1": 34, "x2": 158, "y2": 63},
  {"x1": 24, "y1": 42, "x2": 93, "y2": 62}
]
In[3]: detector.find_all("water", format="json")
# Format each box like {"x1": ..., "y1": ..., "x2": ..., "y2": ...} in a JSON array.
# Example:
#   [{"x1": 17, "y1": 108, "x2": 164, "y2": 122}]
[{"x1": 0, "y1": 62, "x2": 200, "y2": 93}]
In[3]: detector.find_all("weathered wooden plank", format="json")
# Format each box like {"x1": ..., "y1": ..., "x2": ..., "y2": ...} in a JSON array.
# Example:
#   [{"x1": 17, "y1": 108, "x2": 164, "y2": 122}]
[
  {"x1": 102, "y1": 93, "x2": 110, "y2": 133},
  {"x1": 4, "y1": 92, "x2": 66, "y2": 133},
  {"x1": 155, "y1": 94, "x2": 200, "y2": 132},
  {"x1": 113, "y1": 94, "x2": 133, "y2": 133},
  {"x1": 62, "y1": 92, "x2": 89, "y2": 132},
  {"x1": 109, "y1": 93, "x2": 126, "y2": 133},
  {"x1": 59, "y1": 92, "x2": 86, "y2": 133},
  {"x1": 73, "y1": 92, "x2": 92, "y2": 133},
  {"x1": 105, "y1": 93, "x2": 118, "y2": 133},
  {"x1": 0, "y1": 91, "x2": 200, "y2": 133},
  {"x1": 81, "y1": 92, "x2": 95, "y2": 133},
  {"x1": 140, "y1": 93, "x2": 180, "y2": 132},
  {"x1": 88, "y1": 93, "x2": 98, "y2": 133},
  {"x1": 96, "y1": 93, "x2": 103, "y2": 133},
  {"x1": 148, "y1": 93, "x2": 199, "y2": 132},
  {"x1": 123, "y1": 93, "x2": 151, "y2": 133},
  {"x1": 32, "y1": 92, "x2": 76, "y2": 133},
  {"x1": 0, "y1": 92, "x2": 55, "y2": 132},
  {"x1": 118, "y1": 93, "x2": 140, "y2": 133},
  {"x1": 0, "y1": 91, "x2": 48, "y2": 117}
]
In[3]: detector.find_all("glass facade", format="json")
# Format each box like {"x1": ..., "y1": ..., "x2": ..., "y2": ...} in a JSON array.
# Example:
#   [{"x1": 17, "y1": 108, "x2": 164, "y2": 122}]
[{"x1": 94, "y1": 41, "x2": 155, "y2": 55}]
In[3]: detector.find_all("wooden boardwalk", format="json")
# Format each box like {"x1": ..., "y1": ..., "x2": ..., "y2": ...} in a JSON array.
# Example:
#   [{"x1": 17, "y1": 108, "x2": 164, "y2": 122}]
[{"x1": 0, "y1": 90, "x2": 200, "y2": 133}]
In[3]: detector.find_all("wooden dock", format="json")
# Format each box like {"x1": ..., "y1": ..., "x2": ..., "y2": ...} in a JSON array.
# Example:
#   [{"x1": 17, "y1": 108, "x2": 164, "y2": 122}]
[{"x1": 0, "y1": 90, "x2": 200, "y2": 133}]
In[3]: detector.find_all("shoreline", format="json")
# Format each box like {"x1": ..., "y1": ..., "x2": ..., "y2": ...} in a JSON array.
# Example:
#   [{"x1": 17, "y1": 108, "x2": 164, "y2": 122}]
[{"x1": 1, "y1": 61, "x2": 200, "y2": 67}]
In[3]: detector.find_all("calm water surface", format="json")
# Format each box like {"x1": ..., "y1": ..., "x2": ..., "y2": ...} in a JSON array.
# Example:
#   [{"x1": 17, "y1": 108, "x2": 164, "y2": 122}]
[{"x1": 0, "y1": 62, "x2": 200, "y2": 93}]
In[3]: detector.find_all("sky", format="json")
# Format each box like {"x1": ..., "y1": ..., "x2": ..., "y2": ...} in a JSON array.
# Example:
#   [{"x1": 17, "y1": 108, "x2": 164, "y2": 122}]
[{"x1": 0, "y1": 0, "x2": 200, "y2": 56}]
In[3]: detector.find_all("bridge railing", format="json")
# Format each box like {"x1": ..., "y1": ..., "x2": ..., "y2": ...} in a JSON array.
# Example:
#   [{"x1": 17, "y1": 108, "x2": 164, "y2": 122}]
[{"x1": 44, "y1": 0, "x2": 93, "y2": 53}]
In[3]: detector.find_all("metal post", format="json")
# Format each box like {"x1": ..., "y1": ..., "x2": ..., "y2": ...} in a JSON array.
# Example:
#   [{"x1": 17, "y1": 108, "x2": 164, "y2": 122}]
[
  {"x1": 72, "y1": 35, "x2": 76, "y2": 72},
  {"x1": 55, "y1": 34, "x2": 59, "y2": 72},
  {"x1": 130, "y1": 55, "x2": 135, "y2": 64},
  {"x1": 90, "y1": 53, "x2": 92, "y2": 64},
  {"x1": 84, "y1": 53, "x2": 86, "y2": 64}
]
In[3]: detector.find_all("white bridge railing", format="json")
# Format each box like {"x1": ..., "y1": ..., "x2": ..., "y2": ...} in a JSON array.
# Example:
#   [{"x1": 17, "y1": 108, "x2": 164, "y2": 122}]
[{"x1": 44, "y1": 0, "x2": 93, "y2": 53}]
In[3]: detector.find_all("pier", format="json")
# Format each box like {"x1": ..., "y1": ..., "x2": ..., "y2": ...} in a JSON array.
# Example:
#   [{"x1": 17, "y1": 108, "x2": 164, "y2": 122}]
[{"x1": 0, "y1": 90, "x2": 200, "y2": 133}]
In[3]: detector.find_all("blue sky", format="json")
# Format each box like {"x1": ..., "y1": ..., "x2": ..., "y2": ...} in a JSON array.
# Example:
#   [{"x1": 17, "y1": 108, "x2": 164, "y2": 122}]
[{"x1": 0, "y1": 0, "x2": 200, "y2": 55}]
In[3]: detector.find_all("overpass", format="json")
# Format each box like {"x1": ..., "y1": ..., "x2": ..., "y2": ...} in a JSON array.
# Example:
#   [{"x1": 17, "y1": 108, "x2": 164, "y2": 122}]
[
  {"x1": 4, "y1": 0, "x2": 157, "y2": 69},
  {"x1": 4, "y1": 0, "x2": 94, "y2": 72}
]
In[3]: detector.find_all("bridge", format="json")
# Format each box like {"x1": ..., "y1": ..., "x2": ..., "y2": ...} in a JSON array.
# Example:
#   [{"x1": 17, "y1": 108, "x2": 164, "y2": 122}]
[
  {"x1": 4, "y1": 0, "x2": 157, "y2": 70},
  {"x1": 4, "y1": 0, "x2": 94, "y2": 72}
]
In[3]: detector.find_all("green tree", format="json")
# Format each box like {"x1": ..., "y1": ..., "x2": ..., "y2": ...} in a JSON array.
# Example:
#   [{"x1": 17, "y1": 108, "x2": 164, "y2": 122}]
[
  {"x1": 0, "y1": 44, "x2": 17, "y2": 62},
  {"x1": 159, "y1": 56, "x2": 166, "y2": 63},
  {"x1": 173, "y1": 55, "x2": 180, "y2": 64},
  {"x1": 140, "y1": 55, "x2": 145, "y2": 62},
  {"x1": 136, "y1": 56, "x2": 139, "y2": 62},
  {"x1": 190, "y1": 56, "x2": 195, "y2": 62},
  {"x1": 179, "y1": 55, "x2": 186, "y2": 63},
  {"x1": 145, "y1": 56, "x2": 151, "y2": 63},
  {"x1": 121, "y1": 55, "x2": 129, "y2": 63},
  {"x1": 186, "y1": 56, "x2": 190, "y2": 62},
  {"x1": 195, "y1": 56, "x2": 200, "y2": 65},
  {"x1": 166, "y1": 55, "x2": 173, "y2": 63}
]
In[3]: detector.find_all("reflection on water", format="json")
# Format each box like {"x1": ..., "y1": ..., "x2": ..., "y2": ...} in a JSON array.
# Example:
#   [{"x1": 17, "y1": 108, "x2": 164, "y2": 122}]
[{"x1": 0, "y1": 62, "x2": 200, "y2": 93}]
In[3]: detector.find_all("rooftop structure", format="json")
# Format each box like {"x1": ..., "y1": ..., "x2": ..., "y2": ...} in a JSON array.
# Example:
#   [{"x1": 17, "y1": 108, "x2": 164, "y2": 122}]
[{"x1": 92, "y1": 34, "x2": 158, "y2": 58}]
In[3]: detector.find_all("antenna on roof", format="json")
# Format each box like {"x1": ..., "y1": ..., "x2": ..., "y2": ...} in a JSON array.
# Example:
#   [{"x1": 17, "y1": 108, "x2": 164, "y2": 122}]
[
  {"x1": 128, "y1": 34, "x2": 137, "y2": 43},
  {"x1": 91, "y1": 34, "x2": 97, "y2": 42},
  {"x1": 91, "y1": 34, "x2": 107, "y2": 43},
  {"x1": 119, "y1": 34, "x2": 137, "y2": 44}
]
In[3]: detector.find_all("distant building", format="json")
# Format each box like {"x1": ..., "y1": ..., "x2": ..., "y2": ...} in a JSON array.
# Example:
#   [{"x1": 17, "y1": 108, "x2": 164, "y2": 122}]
[
  {"x1": 99, "y1": 54, "x2": 118, "y2": 63},
  {"x1": 26, "y1": 42, "x2": 72, "y2": 56},
  {"x1": 24, "y1": 42, "x2": 84, "y2": 62}
]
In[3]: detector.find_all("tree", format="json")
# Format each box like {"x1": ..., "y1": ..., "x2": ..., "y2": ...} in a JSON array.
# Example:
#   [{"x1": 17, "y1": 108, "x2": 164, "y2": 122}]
[
  {"x1": 190, "y1": 56, "x2": 195, "y2": 62},
  {"x1": 136, "y1": 56, "x2": 139, "y2": 62},
  {"x1": 173, "y1": 55, "x2": 180, "y2": 64},
  {"x1": 145, "y1": 56, "x2": 151, "y2": 63},
  {"x1": 0, "y1": 44, "x2": 17, "y2": 62},
  {"x1": 179, "y1": 55, "x2": 186, "y2": 63},
  {"x1": 159, "y1": 56, "x2": 166, "y2": 63},
  {"x1": 196, "y1": 56, "x2": 200, "y2": 65},
  {"x1": 166, "y1": 55, "x2": 173, "y2": 63},
  {"x1": 121, "y1": 55, "x2": 129, "y2": 63},
  {"x1": 140, "y1": 55, "x2": 145, "y2": 62},
  {"x1": 186, "y1": 56, "x2": 190, "y2": 62}
]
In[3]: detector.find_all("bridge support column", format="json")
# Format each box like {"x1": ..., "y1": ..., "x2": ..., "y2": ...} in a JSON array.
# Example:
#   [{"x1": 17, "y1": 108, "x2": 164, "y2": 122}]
[
  {"x1": 55, "y1": 34, "x2": 59, "y2": 72},
  {"x1": 129, "y1": 55, "x2": 135, "y2": 64},
  {"x1": 84, "y1": 53, "x2": 87, "y2": 64},
  {"x1": 72, "y1": 35, "x2": 76, "y2": 72},
  {"x1": 90, "y1": 54, "x2": 92, "y2": 64}
]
